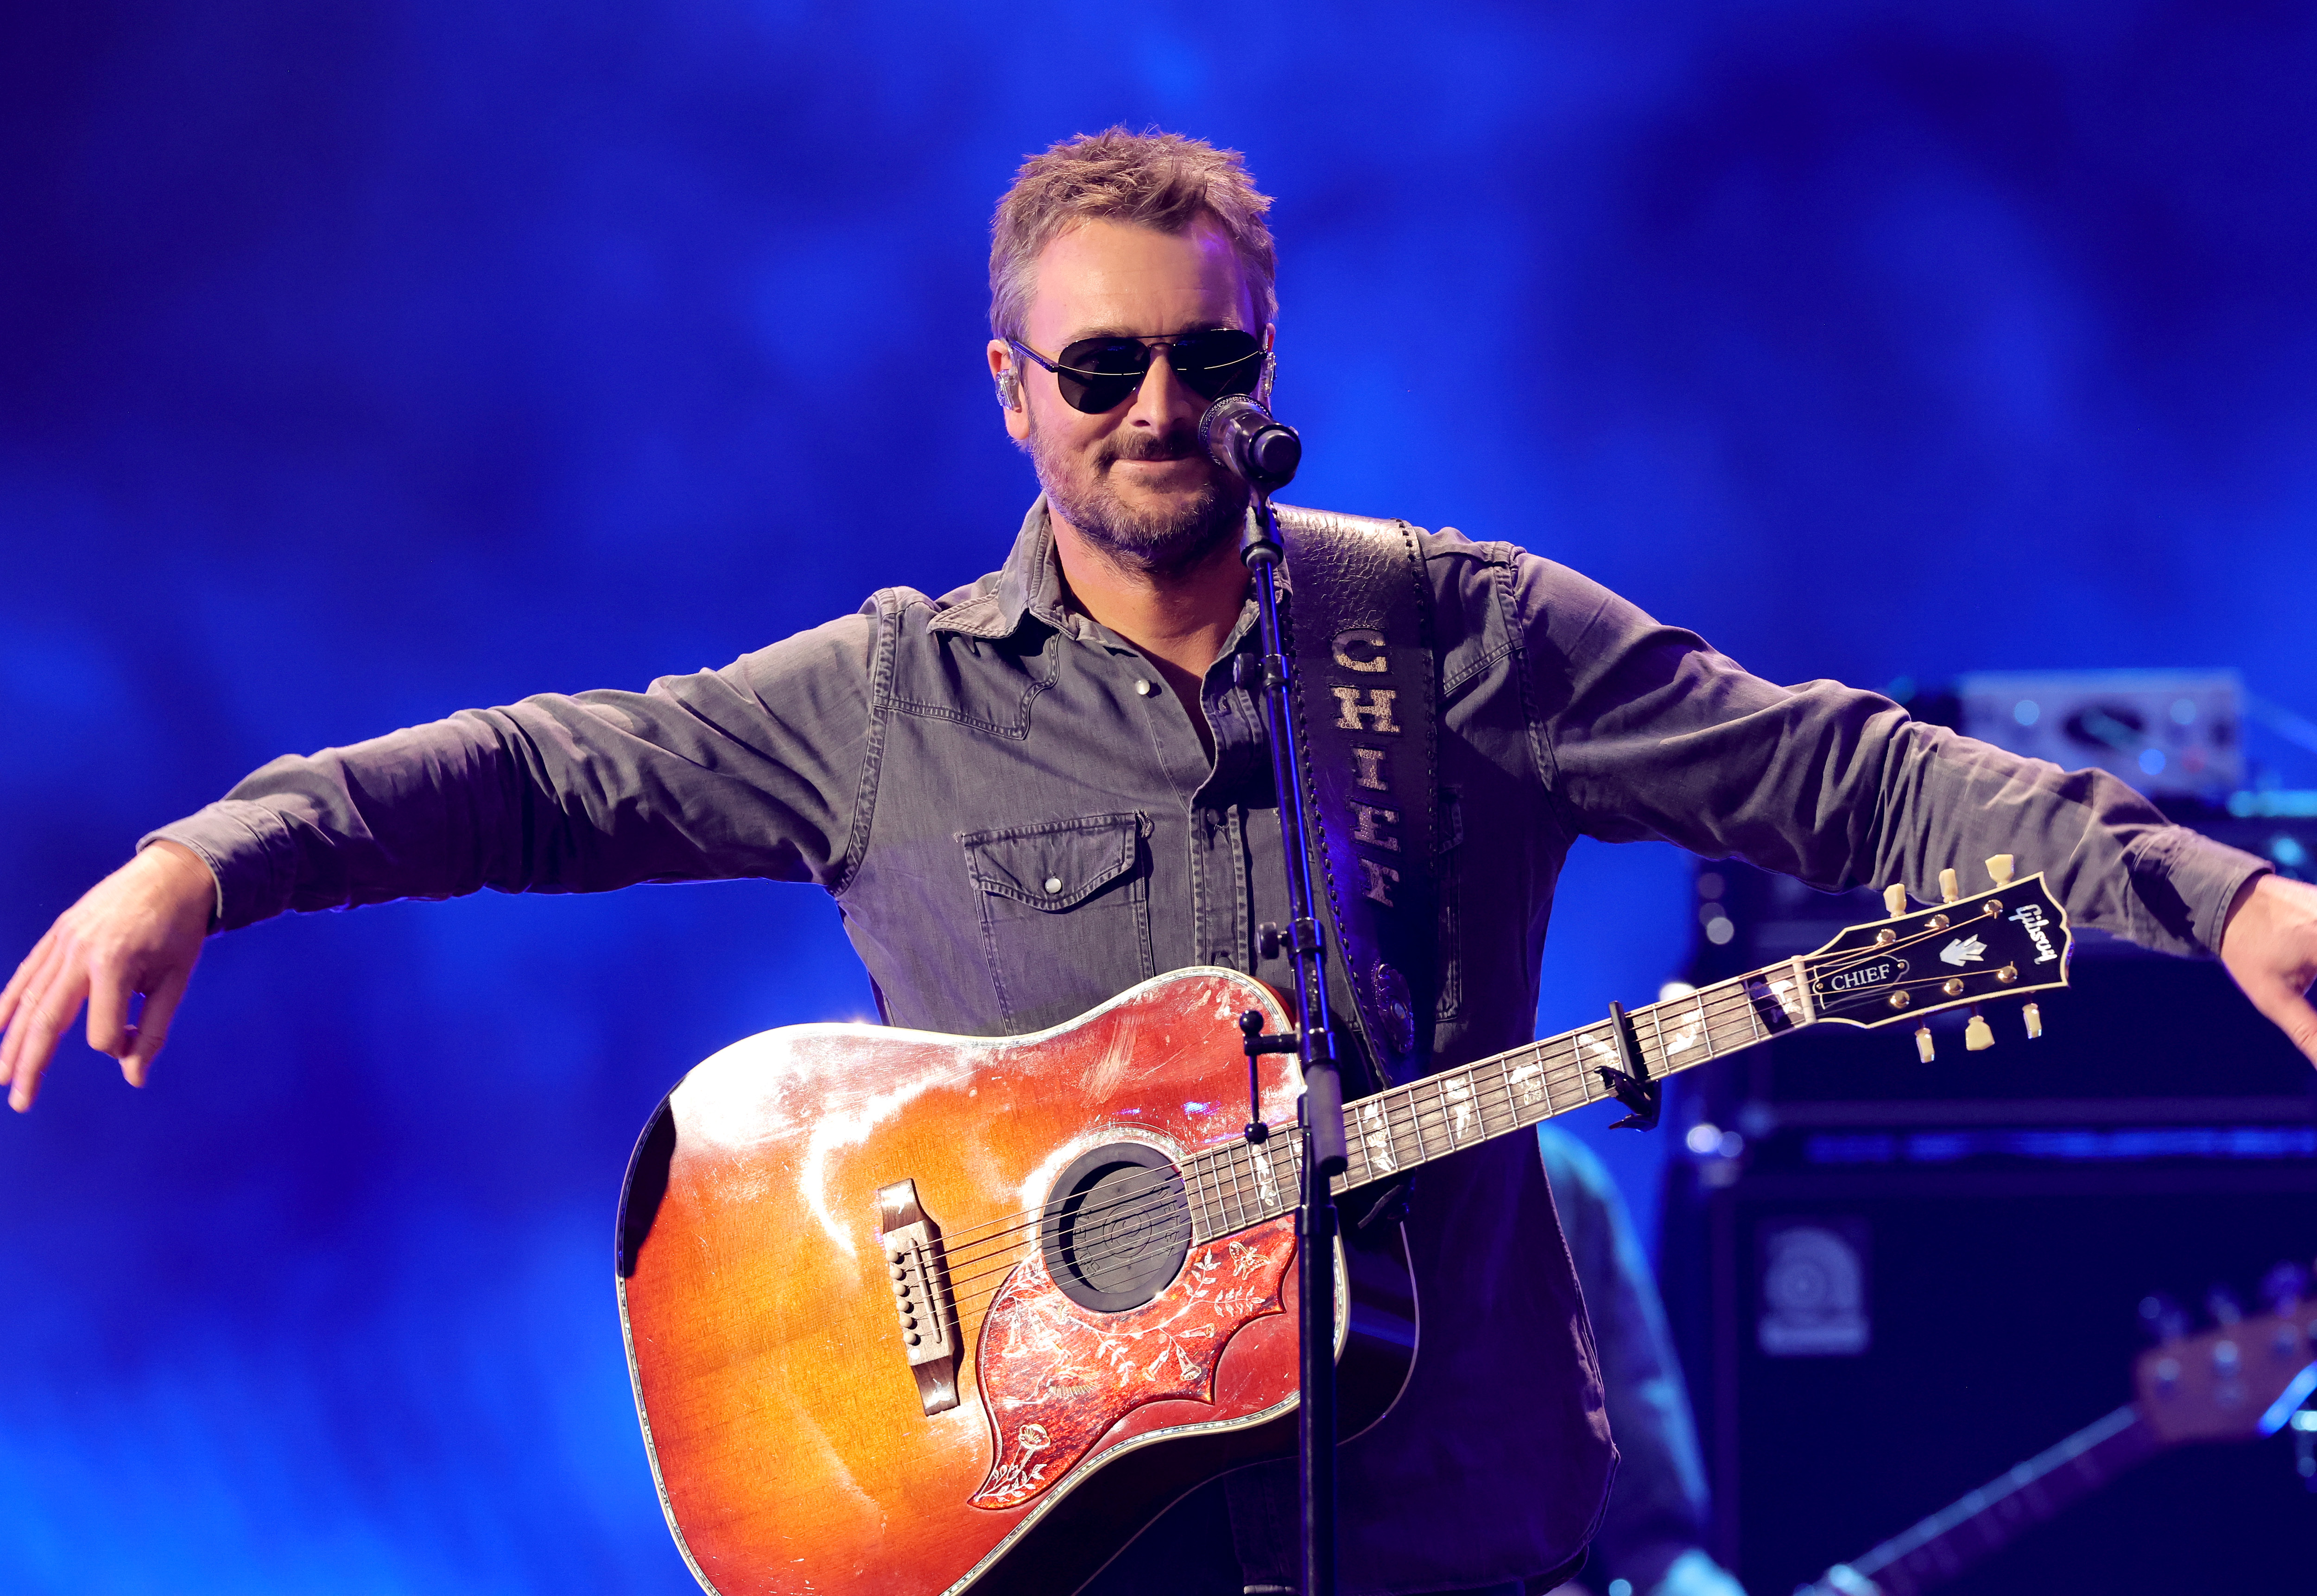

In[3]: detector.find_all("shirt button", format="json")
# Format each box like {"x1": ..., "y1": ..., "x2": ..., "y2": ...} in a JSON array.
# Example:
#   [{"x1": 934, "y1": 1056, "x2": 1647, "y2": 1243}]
[
  {"x1": 1043, "y1": 875, "x2": 1063, "y2": 893},
  {"x1": 1133, "y1": 678, "x2": 1152, "y2": 696}
]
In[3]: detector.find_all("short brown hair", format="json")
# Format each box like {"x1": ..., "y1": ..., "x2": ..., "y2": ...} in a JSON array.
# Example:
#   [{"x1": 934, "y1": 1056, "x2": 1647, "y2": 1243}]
[{"x1": 988, "y1": 128, "x2": 1278, "y2": 343}]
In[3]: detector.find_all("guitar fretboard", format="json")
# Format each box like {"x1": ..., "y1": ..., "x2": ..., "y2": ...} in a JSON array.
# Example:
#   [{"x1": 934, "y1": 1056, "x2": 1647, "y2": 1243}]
[
  {"x1": 1181, "y1": 959, "x2": 1814, "y2": 1243},
  {"x1": 1809, "y1": 1403, "x2": 2159, "y2": 1596}
]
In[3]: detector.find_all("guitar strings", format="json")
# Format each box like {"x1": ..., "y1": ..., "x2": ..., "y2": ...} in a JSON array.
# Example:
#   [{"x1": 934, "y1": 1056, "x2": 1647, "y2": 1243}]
[
  {"x1": 941, "y1": 892, "x2": 2019, "y2": 1268},
  {"x1": 931, "y1": 973, "x2": 1785, "y2": 1282},
  {"x1": 931, "y1": 921, "x2": 2037, "y2": 1294},
  {"x1": 936, "y1": 983, "x2": 1766, "y2": 1298},
  {"x1": 925, "y1": 914, "x2": 1971, "y2": 1261},
  {"x1": 933, "y1": 915, "x2": 2048, "y2": 1318},
  {"x1": 944, "y1": 1030, "x2": 1583, "y2": 1312}
]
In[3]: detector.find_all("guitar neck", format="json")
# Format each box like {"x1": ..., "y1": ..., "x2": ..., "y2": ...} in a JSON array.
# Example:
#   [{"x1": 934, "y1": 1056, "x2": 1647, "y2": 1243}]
[
  {"x1": 1179, "y1": 871, "x2": 2070, "y2": 1239},
  {"x1": 1802, "y1": 1403, "x2": 2161, "y2": 1596},
  {"x1": 1182, "y1": 956, "x2": 1820, "y2": 1238}
]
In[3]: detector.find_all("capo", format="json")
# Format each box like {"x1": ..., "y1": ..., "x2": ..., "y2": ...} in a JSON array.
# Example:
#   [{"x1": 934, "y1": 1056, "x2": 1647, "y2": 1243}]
[{"x1": 1596, "y1": 1000, "x2": 1661, "y2": 1131}]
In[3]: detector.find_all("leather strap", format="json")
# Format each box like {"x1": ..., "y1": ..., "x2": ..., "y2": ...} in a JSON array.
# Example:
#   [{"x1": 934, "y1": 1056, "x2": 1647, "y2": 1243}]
[{"x1": 1274, "y1": 504, "x2": 1439, "y2": 1088}]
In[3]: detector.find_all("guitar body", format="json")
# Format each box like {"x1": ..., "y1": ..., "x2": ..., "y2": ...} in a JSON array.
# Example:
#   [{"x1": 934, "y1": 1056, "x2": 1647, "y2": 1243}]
[{"x1": 616, "y1": 967, "x2": 1419, "y2": 1596}]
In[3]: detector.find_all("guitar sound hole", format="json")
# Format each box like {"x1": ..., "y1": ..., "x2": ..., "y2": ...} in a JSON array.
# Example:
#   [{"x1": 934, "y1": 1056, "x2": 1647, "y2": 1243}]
[{"x1": 1038, "y1": 1142, "x2": 1193, "y2": 1312}]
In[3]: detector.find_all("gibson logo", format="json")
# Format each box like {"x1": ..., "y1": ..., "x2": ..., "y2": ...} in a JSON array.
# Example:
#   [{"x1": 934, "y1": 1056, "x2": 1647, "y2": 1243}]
[
  {"x1": 1827, "y1": 959, "x2": 1899, "y2": 993},
  {"x1": 2010, "y1": 902, "x2": 2060, "y2": 964}
]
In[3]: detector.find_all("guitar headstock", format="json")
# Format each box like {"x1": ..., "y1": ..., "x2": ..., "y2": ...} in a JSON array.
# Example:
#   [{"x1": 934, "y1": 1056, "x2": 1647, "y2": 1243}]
[
  {"x1": 1803, "y1": 860, "x2": 2071, "y2": 1039},
  {"x1": 2135, "y1": 1271, "x2": 2317, "y2": 1445}
]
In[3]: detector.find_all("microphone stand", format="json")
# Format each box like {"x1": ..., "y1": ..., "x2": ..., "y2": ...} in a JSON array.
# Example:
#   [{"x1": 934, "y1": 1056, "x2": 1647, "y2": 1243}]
[{"x1": 1234, "y1": 486, "x2": 1349, "y2": 1596}]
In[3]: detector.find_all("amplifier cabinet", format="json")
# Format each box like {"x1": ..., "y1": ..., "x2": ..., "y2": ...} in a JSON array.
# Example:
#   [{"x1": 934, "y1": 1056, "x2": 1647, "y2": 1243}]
[{"x1": 1658, "y1": 847, "x2": 2317, "y2": 1594}]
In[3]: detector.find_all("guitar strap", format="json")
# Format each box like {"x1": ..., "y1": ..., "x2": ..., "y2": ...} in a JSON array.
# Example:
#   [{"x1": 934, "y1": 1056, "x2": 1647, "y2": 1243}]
[{"x1": 1272, "y1": 504, "x2": 1440, "y2": 1094}]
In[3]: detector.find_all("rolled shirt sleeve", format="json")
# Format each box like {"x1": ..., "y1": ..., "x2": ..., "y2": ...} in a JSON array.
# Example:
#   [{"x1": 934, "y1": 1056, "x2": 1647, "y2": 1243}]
[
  {"x1": 143, "y1": 611, "x2": 880, "y2": 932},
  {"x1": 1512, "y1": 553, "x2": 2268, "y2": 958}
]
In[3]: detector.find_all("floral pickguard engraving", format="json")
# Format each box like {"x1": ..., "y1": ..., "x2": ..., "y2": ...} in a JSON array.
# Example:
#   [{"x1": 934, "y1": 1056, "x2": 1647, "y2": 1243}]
[{"x1": 968, "y1": 1216, "x2": 1296, "y2": 1509}]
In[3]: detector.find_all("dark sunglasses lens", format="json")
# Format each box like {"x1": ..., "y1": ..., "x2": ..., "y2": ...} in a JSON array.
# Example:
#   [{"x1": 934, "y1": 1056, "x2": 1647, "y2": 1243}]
[
  {"x1": 1164, "y1": 330, "x2": 1265, "y2": 399},
  {"x1": 1053, "y1": 339, "x2": 1153, "y2": 413}
]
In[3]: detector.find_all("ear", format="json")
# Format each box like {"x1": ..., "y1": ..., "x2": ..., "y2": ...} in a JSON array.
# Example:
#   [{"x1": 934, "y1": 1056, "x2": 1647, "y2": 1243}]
[{"x1": 987, "y1": 338, "x2": 1030, "y2": 439}]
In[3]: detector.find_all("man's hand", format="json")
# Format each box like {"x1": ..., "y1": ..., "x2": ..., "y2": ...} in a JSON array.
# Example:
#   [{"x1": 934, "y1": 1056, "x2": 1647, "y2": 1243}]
[
  {"x1": 0, "y1": 841, "x2": 215, "y2": 1111},
  {"x1": 2219, "y1": 872, "x2": 2317, "y2": 1070}
]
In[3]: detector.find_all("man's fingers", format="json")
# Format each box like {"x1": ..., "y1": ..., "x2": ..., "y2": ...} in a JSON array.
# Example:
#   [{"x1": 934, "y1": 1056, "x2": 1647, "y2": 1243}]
[
  {"x1": 84, "y1": 955, "x2": 133, "y2": 1058},
  {"x1": 6, "y1": 962, "x2": 90, "y2": 1112},
  {"x1": 121, "y1": 961, "x2": 196, "y2": 1087},
  {"x1": 0, "y1": 929, "x2": 55, "y2": 1037},
  {"x1": 2263, "y1": 986, "x2": 2317, "y2": 1070},
  {"x1": 0, "y1": 935, "x2": 67, "y2": 1085}
]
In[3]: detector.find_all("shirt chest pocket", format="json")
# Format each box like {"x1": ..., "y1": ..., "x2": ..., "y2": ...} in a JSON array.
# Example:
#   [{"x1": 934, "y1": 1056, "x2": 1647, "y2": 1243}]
[{"x1": 960, "y1": 811, "x2": 1155, "y2": 1033}]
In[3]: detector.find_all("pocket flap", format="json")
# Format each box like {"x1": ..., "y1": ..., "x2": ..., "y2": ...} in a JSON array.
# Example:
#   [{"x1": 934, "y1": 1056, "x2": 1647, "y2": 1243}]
[{"x1": 961, "y1": 812, "x2": 1146, "y2": 910}]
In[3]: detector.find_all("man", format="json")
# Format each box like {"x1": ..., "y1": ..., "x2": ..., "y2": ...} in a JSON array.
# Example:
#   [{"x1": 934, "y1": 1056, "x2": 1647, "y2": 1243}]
[{"x1": 4, "y1": 129, "x2": 2314, "y2": 1595}]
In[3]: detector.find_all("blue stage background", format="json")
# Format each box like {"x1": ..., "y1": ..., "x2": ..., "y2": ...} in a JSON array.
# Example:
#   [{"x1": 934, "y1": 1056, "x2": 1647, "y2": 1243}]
[{"x1": 4, "y1": 4, "x2": 2313, "y2": 1590}]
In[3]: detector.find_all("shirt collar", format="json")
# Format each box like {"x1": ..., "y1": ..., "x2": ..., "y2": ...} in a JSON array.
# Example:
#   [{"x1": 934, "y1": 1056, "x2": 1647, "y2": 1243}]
[
  {"x1": 928, "y1": 497, "x2": 1074, "y2": 640},
  {"x1": 927, "y1": 495, "x2": 1286, "y2": 643}
]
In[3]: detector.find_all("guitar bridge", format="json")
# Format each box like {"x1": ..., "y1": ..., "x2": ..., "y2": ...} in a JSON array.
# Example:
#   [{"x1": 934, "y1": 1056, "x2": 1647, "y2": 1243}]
[{"x1": 877, "y1": 1178, "x2": 962, "y2": 1416}]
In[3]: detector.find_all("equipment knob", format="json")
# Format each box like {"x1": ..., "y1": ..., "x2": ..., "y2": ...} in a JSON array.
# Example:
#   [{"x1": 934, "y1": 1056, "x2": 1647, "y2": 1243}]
[
  {"x1": 1883, "y1": 883, "x2": 1909, "y2": 917},
  {"x1": 1939, "y1": 868, "x2": 1960, "y2": 904},
  {"x1": 1964, "y1": 1007, "x2": 1994, "y2": 1051},
  {"x1": 1914, "y1": 1024, "x2": 1936, "y2": 1064},
  {"x1": 1985, "y1": 854, "x2": 2016, "y2": 888},
  {"x1": 2023, "y1": 1001, "x2": 2043, "y2": 1040}
]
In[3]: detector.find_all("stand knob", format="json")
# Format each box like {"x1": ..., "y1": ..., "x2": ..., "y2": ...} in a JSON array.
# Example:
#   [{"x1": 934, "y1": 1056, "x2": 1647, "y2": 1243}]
[
  {"x1": 1985, "y1": 854, "x2": 2015, "y2": 888},
  {"x1": 1964, "y1": 1006, "x2": 1994, "y2": 1051}
]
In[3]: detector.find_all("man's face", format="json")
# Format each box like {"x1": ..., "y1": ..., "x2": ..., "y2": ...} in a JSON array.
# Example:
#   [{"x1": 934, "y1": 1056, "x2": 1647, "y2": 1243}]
[{"x1": 988, "y1": 218, "x2": 1265, "y2": 571}]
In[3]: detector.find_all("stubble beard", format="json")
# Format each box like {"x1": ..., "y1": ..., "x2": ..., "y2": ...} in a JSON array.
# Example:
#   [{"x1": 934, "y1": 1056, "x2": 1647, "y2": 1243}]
[{"x1": 1027, "y1": 414, "x2": 1250, "y2": 576}]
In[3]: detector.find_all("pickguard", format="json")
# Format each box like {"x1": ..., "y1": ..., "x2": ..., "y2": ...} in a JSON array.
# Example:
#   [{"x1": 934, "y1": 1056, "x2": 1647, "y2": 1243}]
[{"x1": 967, "y1": 1215, "x2": 1297, "y2": 1509}]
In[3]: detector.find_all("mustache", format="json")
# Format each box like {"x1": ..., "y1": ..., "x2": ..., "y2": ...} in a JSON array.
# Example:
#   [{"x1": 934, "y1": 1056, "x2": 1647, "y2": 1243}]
[{"x1": 1099, "y1": 427, "x2": 1205, "y2": 466}]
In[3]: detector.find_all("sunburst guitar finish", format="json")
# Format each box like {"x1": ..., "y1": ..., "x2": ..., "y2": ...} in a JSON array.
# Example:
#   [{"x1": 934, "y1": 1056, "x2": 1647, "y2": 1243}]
[{"x1": 616, "y1": 968, "x2": 1419, "y2": 1596}]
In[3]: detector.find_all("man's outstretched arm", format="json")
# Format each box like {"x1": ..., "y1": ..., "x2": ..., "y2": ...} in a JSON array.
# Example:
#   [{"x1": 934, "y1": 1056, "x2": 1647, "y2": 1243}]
[
  {"x1": 0, "y1": 606, "x2": 886, "y2": 1111},
  {"x1": 1500, "y1": 549, "x2": 2317, "y2": 1071},
  {"x1": 0, "y1": 841, "x2": 217, "y2": 1111}
]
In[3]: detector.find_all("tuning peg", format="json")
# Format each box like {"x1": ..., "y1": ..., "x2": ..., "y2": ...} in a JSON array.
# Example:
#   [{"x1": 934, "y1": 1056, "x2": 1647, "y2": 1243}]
[
  {"x1": 1985, "y1": 854, "x2": 2015, "y2": 888},
  {"x1": 2139, "y1": 1292, "x2": 2190, "y2": 1345},
  {"x1": 1938, "y1": 868, "x2": 1961, "y2": 904},
  {"x1": 2260, "y1": 1261, "x2": 2311, "y2": 1313},
  {"x1": 1964, "y1": 1006, "x2": 1994, "y2": 1051},
  {"x1": 1883, "y1": 882, "x2": 1908, "y2": 917},
  {"x1": 1915, "y1": 1024, "x2": 1936, "y2": 1063},
  {"x1": 2207, "y1": 1286, "x2": 2245, "y2": 1326},
  {"x1": 2023, "y1": 1001, "x2": 2043, "y2": 1040}
]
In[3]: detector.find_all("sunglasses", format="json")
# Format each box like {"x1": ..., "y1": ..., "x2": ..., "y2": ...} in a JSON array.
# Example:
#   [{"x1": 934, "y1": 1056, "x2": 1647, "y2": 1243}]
[{"x1": 1006, "y1": 328, "x2": 1266, "y2": 414}]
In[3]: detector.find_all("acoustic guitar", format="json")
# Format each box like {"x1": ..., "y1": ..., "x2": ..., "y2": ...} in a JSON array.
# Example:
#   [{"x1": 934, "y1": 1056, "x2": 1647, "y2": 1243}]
[
  {"x1": 617, "y1": 862, "x2": 2070, "y2": 1596},
  {"x1": 1796, "y1": 1272, "x2": 2317, "y2": 1596}
]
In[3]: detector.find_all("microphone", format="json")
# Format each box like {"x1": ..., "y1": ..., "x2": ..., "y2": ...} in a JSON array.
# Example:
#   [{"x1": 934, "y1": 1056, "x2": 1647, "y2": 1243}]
[{"x1": 1199, "y1": 394, "x2": 1302, "y2": 492}]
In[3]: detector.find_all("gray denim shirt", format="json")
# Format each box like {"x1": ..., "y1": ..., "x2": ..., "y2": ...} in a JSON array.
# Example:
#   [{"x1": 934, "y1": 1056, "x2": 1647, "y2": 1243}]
[{"x1": 150, "y1": 499, "x2": 2266, "y2": 1594}]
